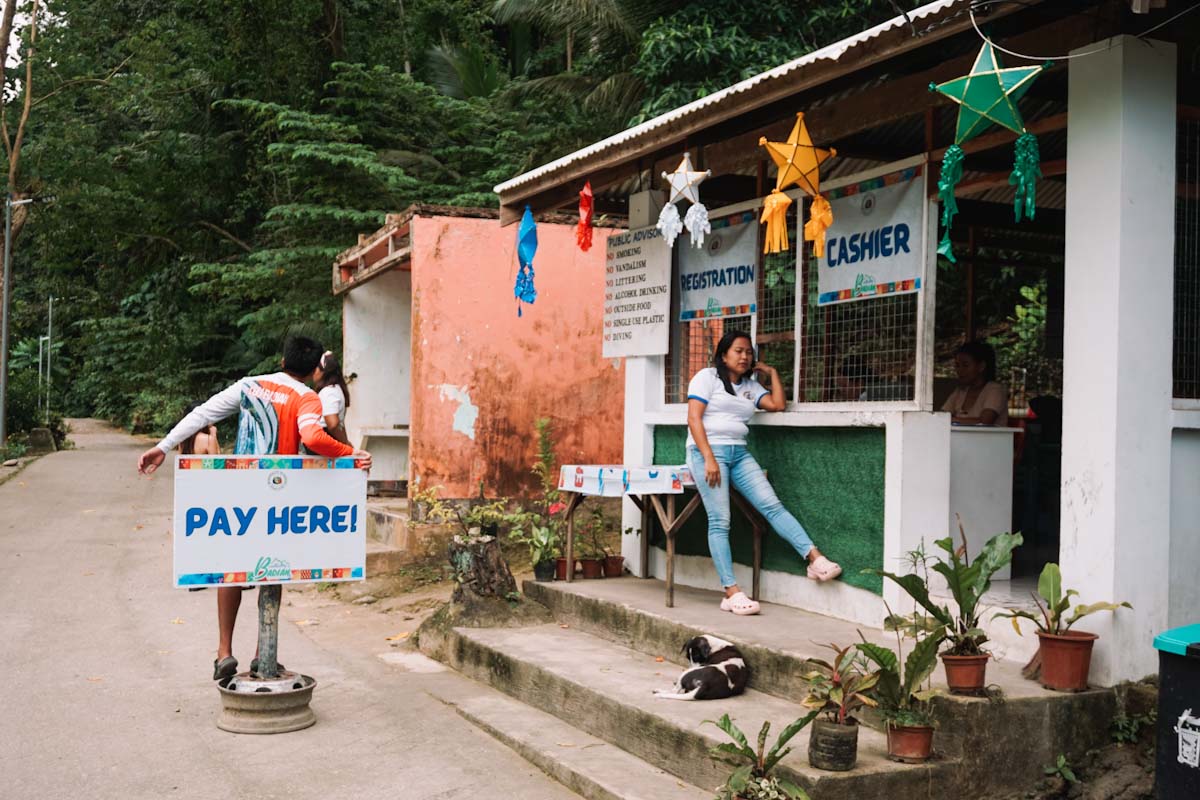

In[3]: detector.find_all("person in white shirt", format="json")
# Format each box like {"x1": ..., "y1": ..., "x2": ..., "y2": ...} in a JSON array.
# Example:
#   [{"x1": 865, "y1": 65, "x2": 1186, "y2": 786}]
[
  {"x1": 314, "y1": 351, "x2": 351, "y2": 446},
  {"x1": 686, "y1": 330, "x2": 842, "y2": 616}
]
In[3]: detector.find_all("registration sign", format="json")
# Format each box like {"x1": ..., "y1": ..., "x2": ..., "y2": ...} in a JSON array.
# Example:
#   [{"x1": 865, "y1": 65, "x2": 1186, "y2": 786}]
[{"x1": 172, "y1": 455, "x2": 367, "y2": 588}]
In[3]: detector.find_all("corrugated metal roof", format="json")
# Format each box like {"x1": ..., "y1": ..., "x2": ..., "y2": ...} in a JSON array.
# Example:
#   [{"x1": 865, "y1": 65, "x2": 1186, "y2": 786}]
[{"x1": 494, "y1": 0, "x2": 967, "y2": 196}]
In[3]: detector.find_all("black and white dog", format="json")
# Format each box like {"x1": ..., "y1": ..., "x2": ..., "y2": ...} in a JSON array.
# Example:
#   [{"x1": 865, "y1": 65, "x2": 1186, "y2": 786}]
[{"x1": 653, "y1": 634, "x2": 749, "y2": 701}]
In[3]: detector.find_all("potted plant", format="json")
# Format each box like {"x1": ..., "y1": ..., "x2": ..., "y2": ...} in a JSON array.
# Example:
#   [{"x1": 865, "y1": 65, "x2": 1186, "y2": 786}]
[
  {"x1": 856, "y1": 623, "x2": 945, "y2": 763},
  {"x1": 576, "y1": 508, "x2": 607, "y2": 579},
  {"x1": 993, "y1": 562, "x2": 1130, "y2": 691},
  {"x1": 801, "y1": 643, "x2": 879, "y2": 771},
  {"x1": 707, "y1": 712, "x2": 816, "y2": 800},
  {"x1": 870, "y1": 527, "x2": 1022, "y2": 695},
  {"x1": 510, "y1": 522, "x2": 560, "y2": 582}
]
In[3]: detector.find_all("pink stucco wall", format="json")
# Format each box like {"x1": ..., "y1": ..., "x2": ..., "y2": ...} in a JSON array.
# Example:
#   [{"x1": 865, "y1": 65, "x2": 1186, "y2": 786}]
[{"x1": 409, "y1": 214, "x2": 623, "y2": 499}]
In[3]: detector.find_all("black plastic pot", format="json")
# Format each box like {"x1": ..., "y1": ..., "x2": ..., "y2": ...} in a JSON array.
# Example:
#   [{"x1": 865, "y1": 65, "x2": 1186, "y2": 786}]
[
  {"x1": 532, "y1": 559, "x2": 556, "y2": 582},
  {"x1": 808, "y1": 719, "x2": 858, "y2": 771}
]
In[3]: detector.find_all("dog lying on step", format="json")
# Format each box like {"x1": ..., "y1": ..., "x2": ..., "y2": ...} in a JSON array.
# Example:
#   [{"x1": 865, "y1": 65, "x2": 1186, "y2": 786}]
[{"x1": 653, "y1": 635, "x2": 749, "y2": 701}]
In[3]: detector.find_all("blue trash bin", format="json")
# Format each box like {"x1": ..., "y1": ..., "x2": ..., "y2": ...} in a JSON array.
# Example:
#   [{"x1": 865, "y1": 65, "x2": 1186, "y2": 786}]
[{"x1": 1153, "y1": 623, "x2": 1200, "y2": 799}]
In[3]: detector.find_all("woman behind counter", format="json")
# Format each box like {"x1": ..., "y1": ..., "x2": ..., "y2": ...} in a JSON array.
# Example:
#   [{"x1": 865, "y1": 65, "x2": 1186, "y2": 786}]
[{"x1": 942, "y1": 340, "x2": 1008, "y2": 426}]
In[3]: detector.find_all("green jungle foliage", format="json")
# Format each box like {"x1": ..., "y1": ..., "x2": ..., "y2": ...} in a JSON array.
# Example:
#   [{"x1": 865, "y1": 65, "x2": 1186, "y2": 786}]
[{"x1": 2, "y1": 0, "x2": 899, "y2": 435}]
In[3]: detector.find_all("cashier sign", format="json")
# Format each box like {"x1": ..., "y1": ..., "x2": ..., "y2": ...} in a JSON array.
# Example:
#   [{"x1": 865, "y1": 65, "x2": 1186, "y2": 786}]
[{"x1": 173, "y1": 455, "x2": 366, "y2": 588}]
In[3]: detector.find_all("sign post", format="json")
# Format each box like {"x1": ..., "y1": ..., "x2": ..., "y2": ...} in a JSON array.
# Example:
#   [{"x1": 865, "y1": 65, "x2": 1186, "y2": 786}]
[{"x1": 174, "y1": 454, "x2": 367, "y2": 732}]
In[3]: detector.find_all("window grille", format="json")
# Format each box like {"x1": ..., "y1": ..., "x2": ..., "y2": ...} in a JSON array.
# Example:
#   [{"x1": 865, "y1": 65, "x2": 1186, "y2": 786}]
[
  {"x1": 665, "y1": 176, "x2": 921, "y2": 406},
  {"x1": 1175, "y1": 114, "x2": 1200, "y2": 399},
  {"x1": 796, "y1": 239, "x2": 918, "y2": 403}
]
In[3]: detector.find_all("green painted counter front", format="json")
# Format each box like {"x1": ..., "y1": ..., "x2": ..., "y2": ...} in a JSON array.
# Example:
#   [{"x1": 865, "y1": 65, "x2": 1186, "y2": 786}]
[{"x1": 652, "y1": 426, "x2": 885, "y2": 594}]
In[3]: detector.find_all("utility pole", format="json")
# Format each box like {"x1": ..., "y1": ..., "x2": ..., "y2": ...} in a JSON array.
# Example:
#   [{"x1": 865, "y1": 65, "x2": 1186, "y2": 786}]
[
  {"x1": 45, "y1": 295, "x2": 53, "y2": 424},
  {"x1": 0, "y1": 194, "x2": 53, "y2": 444}
]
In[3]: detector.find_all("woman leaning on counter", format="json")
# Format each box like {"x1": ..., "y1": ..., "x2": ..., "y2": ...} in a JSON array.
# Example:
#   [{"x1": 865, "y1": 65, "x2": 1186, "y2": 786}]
[{"x1": 942, "y1": 340, "x2": 1008, "y2": 426}]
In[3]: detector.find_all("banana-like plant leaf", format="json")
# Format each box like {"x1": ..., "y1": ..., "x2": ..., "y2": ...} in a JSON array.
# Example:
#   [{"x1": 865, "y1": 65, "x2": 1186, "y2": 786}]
[
  {"x1": 856, "y1": 641, "x2": 898, "y2": 672},
  {"x1": 710, "y1": 742, "x2": 754, "y2": 765},
  {"x1": 903, "y1": 631, "x2": 945, "y2": 699},
  {"x1": 764, "y1": 710, "x2": 819, "y2": 773},
  {"x1": 1065, "y1": 601, "x2": 1132, "y2": 629},
  {"x1": 756, "y1": 720, "x2": 770, "y2": 759},
  {"x1": 705, "y1": 714, "x2": 751, "y2": 754},
  {"x1": 993, "y1": 609, "x2": 1042, "y2": 635},
  {"x1": 968, "y1": 532, "x2": 1022, "y2": 600},
  {"x1": 1037, "y1": 563, "x2": 1063, "y2": 611},
  {"x1": 868, "y1": 570, "x2": 953, "y2": 627}
]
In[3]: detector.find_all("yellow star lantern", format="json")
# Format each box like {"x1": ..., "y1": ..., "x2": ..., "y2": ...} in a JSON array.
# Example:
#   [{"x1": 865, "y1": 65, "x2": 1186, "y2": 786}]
[{"x1": 759, "y1": 112, "x2": 837, "y2": 256}]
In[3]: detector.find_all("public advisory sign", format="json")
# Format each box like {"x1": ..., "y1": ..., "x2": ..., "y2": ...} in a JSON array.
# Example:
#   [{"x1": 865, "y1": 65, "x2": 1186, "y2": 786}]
[
  {"x1": 603, "y1": 225, "x2": 671, "y2": 358},
  {"x1": 173, "y1": 455, "x2": 366, "y2": 588},
  {"x1": 678, "y1": 210, "x2": 758, "y2": 321},
  {"x1": 817, "y1": 167, "x2": 926, "y2": 306}
]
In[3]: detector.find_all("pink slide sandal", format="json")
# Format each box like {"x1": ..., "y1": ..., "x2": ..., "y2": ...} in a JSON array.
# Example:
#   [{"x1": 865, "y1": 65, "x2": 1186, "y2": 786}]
[
  {"x1": 720, "y1": 591, "x2": 761, "y2": 616},
  {"x1": 807, "y1": 555, "x2": 842, "y2": 582}
]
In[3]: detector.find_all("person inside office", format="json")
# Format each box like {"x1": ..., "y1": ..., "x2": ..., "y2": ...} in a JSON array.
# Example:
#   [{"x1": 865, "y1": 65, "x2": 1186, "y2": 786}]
[{"x1": 942, "y1": 340, "x2": 1008, "y2": 426}]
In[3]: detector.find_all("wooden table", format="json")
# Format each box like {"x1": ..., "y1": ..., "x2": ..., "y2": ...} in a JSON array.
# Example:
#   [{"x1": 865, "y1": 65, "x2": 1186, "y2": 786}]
[{"x1": 557, "y1": 465, "x2": 767, "y2": 607}]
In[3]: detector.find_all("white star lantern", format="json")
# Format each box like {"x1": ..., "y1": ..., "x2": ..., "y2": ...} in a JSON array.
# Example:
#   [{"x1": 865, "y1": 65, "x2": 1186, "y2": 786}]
[{"x1": 657, "y1": 153, "x2": 712, "y2": 248}]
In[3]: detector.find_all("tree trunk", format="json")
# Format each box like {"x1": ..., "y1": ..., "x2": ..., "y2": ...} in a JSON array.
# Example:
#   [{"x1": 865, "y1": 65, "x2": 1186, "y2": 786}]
[
  {"x1": 256, "y1": 584, "x2": 282, "y2": 678},
  {"x1": 449, "y1": 537, "x2": 518, "y2": 603}
]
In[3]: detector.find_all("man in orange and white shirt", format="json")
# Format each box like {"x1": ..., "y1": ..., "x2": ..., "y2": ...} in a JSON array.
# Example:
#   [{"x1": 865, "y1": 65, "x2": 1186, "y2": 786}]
[{"x1": 137, "y1": 335, "x2": 371, "y2": 680}]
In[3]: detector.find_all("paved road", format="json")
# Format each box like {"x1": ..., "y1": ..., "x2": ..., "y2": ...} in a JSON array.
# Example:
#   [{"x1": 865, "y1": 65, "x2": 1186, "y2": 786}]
[{"x1": 0, "y1": 420, "x2": 578, "y2": 800}]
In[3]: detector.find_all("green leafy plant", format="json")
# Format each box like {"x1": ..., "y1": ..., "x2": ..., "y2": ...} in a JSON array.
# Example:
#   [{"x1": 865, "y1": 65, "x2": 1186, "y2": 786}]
[
  {"x1": 414, "y1": 486, "x2": 524, "y2": 539},
  {"x1": 577, "y1": 507, "x2": 610, "y2": 559},
  {"x1": 869, "y1": 526, "x2": 1023, "y2": 656},
  {"x1": 801, "y1": 643, "x2": 879, "y2": 725},
  {"x1": 1110, "y1": 710, "x2": 1155, "y2": 745},
  {"x1": 856, "y1": 624, "x2": 944, "y2": 728},
  {"x1": 509, "y1": 522, "x2": 560, "y2": 566},
  {"x1": 992, "y1": 562, "x2": 1131, "y2": 636},
  {"x1": 1044, "y1": 754, "x2": 1078, "y2": 784},
  {"x1": 706, "y1": 712, "x2": 816, "y2": 800}
]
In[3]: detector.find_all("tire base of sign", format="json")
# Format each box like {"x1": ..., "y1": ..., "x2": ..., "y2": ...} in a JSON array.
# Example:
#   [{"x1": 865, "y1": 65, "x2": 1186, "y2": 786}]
[{"x1": 215, "y1": 672, "x2": 317, "y2": 734}]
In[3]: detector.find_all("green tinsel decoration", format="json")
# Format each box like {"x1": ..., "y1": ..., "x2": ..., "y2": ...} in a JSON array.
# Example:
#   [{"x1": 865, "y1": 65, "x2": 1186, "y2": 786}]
[
  {"x1": 1010, "y1": 131, "x2": 1041, "y2": 223},
  {"x1": 937, "y1": 143, "x2": 964, "y2": 263}
]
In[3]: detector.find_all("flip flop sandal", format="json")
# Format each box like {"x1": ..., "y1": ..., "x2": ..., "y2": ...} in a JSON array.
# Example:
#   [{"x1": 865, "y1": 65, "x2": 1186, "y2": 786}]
[
  {"x1": 249, "y1": 658, "x2": 286, "y2": 675},
  {"x1": 807, "y1": 555, "x2": 843, "y2": 582},
  {"x1": 719, "y1": 591, "x2": 761, "y2": 616},
  {"x1": 212, "y1": 656, "x2": 238, "y2": 680}
]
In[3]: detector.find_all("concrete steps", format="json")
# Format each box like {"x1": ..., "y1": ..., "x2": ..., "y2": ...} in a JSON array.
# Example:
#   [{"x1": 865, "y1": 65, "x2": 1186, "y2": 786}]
[
  {"x1": 428, "y1": 683, "x2": 712, "y2": 800},
  {"x1": 523, "y1": 577, "x2": 1119, "y2": 792},
  {"x1": 364, "y1": 498, "x2": 453, "y2": 574},
  {"x1": 442, "y1": 622, "x2": 956, "y2": 799}
]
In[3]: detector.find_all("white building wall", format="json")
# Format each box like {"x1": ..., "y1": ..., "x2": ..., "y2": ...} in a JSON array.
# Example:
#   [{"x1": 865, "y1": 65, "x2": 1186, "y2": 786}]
[
  {"x1": 1062, "y1": 36, "x2": 1177, "y2": 684},
  {"x1": 342, "y1": 269, "x2": 412, "y2": 482}
]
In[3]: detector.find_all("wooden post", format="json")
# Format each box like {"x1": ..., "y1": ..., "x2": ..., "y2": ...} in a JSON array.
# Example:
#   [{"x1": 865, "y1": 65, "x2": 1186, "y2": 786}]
[
  {"x1": 966, "y1": 226, "x2": 977, "y2": 341},
  {"x1": 564, "y1": 492, "x2": 582, "y2": 583},
  {"x1": 257, "y1": 585, "x2": 282, "y2": 678}
]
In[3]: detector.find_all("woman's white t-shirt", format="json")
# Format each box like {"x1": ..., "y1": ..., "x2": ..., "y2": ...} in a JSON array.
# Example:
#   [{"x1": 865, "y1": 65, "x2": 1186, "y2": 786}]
[
  {"x1": 318, "y1": 385, "x2": 346, "y2": 427},
  {"x1": 686, "y1": 367, "x2": 769, "y2": 447}
]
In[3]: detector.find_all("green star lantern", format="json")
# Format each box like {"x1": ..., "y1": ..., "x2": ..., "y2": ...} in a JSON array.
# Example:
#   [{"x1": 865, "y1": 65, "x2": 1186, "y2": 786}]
[{"x1": 931, "y1": 42, "x2": 1047, "y2": 261}]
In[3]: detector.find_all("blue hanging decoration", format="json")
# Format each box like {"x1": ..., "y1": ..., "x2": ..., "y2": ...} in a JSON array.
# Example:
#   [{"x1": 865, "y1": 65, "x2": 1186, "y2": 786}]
[{"x1": 514, "y1": 206, "x2": 538, "y2": 316}]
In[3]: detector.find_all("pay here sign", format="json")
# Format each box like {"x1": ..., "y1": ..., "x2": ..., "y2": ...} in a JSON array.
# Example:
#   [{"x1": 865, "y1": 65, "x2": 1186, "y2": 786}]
[{"x1": 173, "y1": 455, "x2": 366, "y2": 588}]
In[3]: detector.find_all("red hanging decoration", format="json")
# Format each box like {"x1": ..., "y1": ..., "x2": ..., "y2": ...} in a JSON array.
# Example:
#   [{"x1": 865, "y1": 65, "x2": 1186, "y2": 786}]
[{"x1": 576, "y1": 181, "x2": 594, "y2": 252}]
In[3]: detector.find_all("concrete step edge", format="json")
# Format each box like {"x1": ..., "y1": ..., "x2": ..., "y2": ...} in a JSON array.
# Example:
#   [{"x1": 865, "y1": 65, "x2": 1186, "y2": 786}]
[
  {"x1": 432, "y1": 683, "x2": 713, "y2": 800},
  {"x1": 443, "y1": 623, "x2": 960, "y2": 800}
]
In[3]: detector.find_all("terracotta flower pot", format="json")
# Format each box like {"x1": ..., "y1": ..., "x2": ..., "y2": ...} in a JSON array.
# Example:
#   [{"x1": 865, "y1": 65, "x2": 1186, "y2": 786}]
[
  {"x1": 941, "y1": 653, "x2": 990, "y2": 695},
  {"x1": 603, "y1": 555, "x2": 625, "y2": 578},
  {"x1": 554, "y1": 558, "x2": 574, "y2": 580},
  {"x1": 533, "y1": 559, "x2": 556, "y2": 582},
  {"x1": 579, "y1": 558, "x2": 604, "y2": 579},
  {"x1": 808, "y1": 718, "x2": 859, "y2": 771},
  {"x1": 886, "y1": 724, "x2": 934, "y2": 763},
  {"x1": 1036, "y1": 630, "x2": 1099, "y2": 691}
]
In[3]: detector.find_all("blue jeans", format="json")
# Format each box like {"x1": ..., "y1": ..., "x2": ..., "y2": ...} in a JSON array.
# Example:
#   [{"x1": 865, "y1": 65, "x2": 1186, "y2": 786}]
[{"x1": 686, "y1": 445, "x2": 814, "y2": 588}]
